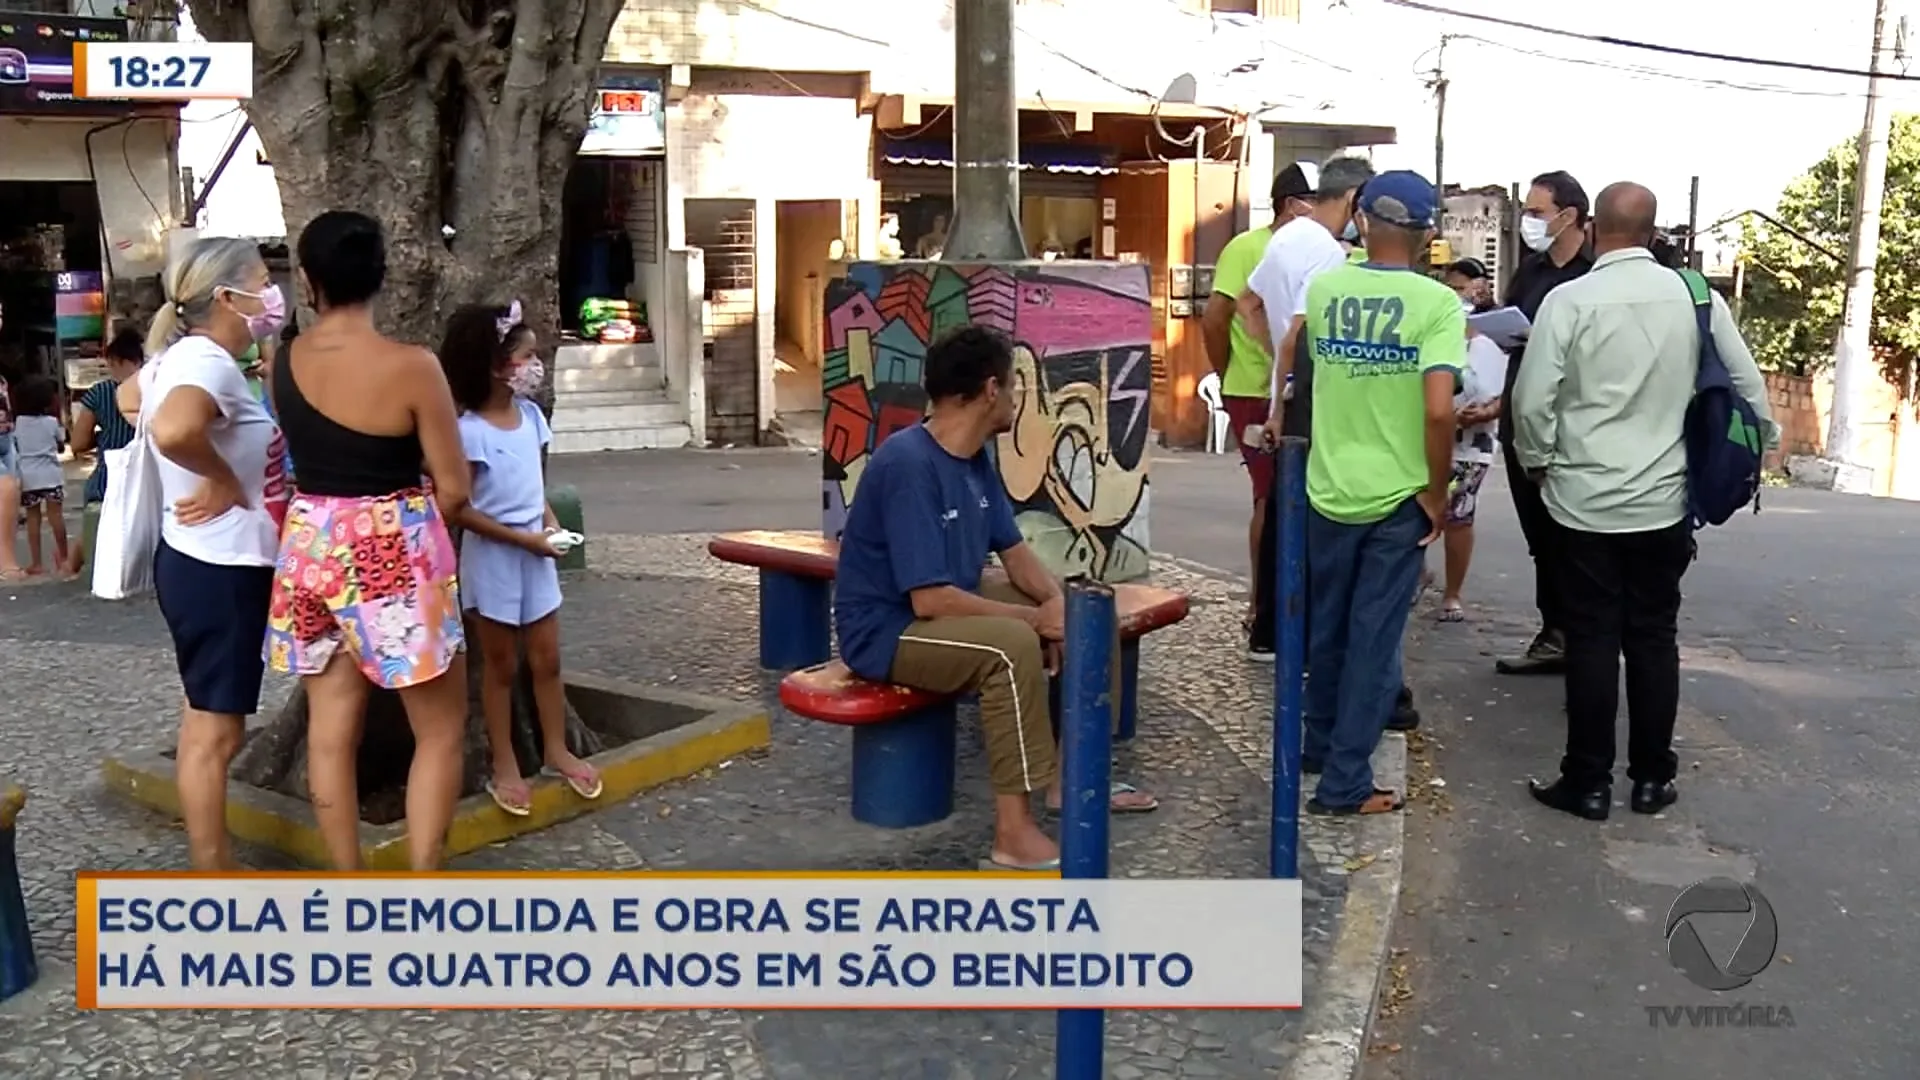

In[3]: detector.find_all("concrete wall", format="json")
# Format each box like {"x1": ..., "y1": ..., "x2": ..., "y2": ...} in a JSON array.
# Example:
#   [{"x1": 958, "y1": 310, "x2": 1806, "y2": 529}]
[
  {"x1": 821, "y1": 260, "x2": 1155, "y2": 582},
  {"x1": 607, "y1": 0, "x2": 893, "y2": 72},
  {"x1": 1764, "y1": 369, "x2": 1920, "y2": 500}
]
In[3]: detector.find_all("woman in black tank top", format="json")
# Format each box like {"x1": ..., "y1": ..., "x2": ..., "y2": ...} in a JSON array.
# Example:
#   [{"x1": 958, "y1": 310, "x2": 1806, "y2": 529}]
[{"x1": 261, "y1": 210, "x2": 474, "y2": 872}]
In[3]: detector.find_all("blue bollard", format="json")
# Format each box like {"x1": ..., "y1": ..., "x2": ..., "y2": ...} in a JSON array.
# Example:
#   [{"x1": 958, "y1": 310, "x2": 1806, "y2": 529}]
[
  {"x1": 1271, "y1": 436, "x2": 1309, "y2": 880},
  {"x1": 1056, "y1": 578, "x2": 1116, "y2": 1080},
  {"x1": 0, "y1": 783, "x2": 36, "y2": 1003},
  {"x1": 757, "y1": 571, "x2": 833, "y2": 670}
]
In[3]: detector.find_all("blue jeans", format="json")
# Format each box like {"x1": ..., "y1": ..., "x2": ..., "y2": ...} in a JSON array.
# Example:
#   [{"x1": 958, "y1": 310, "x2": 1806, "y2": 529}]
[{"x1": 1303, "y1": 497, "x2": 1427, "y2": 807}]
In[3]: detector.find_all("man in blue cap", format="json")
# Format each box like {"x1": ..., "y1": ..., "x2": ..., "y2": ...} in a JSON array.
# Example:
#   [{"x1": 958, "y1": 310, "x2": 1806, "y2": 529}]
[{"x1": 1296, "y1": 170, "x2": 1463, "y2": 816}]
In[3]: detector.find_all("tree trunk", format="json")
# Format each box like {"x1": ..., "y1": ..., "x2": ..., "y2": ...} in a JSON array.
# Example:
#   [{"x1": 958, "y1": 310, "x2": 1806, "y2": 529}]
[
  {"x1": 230, "y1": 622, "x2": 607, "y2": 816},
  {"x1": 191, "y1": 0, "x2": 623, "y2": 814},
  {"x1": 186, "y1": 0, "x2": 625, "y2": 349}
]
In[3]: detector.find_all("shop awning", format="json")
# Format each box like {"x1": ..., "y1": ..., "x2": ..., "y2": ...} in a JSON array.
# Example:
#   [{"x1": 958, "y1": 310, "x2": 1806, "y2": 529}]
[{"x1": 879, "y1": 139, "x2": 1118, "y2": 176}]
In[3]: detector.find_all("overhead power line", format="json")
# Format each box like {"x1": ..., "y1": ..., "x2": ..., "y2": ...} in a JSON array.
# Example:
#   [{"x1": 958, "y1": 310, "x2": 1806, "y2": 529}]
[
  {"x1": 1454, "y1": 35, "x2": 1868, "y2": 99},
  {"x1": 1381, "y1": 0, "x2": 1920, "y2": 82}
]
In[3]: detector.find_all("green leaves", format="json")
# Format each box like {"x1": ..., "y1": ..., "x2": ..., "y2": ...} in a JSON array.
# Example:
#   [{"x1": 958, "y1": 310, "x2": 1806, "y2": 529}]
[{"x1": 1743, "y1": 114, "x2": 1920, "y2": 383}]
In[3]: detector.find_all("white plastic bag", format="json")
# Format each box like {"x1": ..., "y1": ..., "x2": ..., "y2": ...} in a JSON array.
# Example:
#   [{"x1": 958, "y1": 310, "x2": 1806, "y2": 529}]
[{"x1": 91, "y1": 421, "x2": 163, "y2": 601}]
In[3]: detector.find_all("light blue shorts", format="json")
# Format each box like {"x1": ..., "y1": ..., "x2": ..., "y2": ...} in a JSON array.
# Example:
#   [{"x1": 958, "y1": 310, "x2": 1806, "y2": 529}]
[
  {"x1": 0, "y1": 435, "x2": 16, "y2": 478},
  {"x1": 459, "y1": 533, "x2": 563, "y2": 627}
]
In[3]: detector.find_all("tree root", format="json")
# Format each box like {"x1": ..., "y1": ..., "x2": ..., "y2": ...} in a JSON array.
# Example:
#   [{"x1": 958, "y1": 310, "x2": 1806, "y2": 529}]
[{"x1": 230, "y1": 642, "x2": 607, "y2": 815}]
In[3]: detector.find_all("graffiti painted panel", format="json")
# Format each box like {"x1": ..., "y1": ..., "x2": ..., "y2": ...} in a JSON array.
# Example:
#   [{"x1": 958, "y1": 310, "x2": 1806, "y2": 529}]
[{"x1": 821, "y1": 260, "x2": 1153, "y2": 583}]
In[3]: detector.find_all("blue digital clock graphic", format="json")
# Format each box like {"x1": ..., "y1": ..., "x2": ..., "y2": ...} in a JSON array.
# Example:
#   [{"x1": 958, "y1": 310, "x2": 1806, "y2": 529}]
[{"x1": 105, "y1": 54, "x2": 210, "y2": 91}]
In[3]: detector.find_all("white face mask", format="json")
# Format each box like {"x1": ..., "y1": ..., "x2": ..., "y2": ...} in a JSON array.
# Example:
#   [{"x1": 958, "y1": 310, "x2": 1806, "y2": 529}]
[{"x1": 1520, "y1": 214, "x2": 1558, "y2": 253}]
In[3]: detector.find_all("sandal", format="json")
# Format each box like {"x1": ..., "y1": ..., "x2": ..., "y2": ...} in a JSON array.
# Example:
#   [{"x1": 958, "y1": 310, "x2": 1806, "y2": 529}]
[
  {"x1": 1437, "y1": 603, "x2": 1465, "y2": 623},
  {"x1": 979, "y1": 854, "x2": 1061, "y2": 872},
  {"x1": 1045, "y1": 782, "x2": 1159, "y2": 817},
  {"x1": 1306, "y1": 789, "x2": 1405, "y2": 816},
  {"x1": 542, "y1": 762, "x2": 604, "y2": 800},
  {"x1": 1109, "y1": 782, "x2": 1158, "y2": 814},
  {"x1": 485, "y1": 777, "x2": 533, "y2": 817}
]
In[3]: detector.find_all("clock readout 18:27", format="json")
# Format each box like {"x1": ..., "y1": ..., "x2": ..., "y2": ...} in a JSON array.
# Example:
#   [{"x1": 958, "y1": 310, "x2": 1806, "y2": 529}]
[{"x1": 107, "y1": 54, "x2": 210, "y2": 90}]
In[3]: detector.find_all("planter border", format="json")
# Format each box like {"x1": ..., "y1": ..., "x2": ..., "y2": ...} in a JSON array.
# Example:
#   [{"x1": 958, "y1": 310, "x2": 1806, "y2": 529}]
[{"x1": 100, "y1": 675, "x2": 770, "y2": 870}]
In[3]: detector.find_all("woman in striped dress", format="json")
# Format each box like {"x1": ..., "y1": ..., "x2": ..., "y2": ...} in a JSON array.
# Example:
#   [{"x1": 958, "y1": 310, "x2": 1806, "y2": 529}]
[{"x1": 63, "y1": 327, "x2": 145, "y2": 576}]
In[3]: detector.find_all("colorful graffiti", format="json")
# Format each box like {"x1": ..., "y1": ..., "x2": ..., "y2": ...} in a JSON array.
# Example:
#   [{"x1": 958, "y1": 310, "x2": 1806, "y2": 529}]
[{"x1": 822, "y1": 260, "x2": 1153, "y2": 582}]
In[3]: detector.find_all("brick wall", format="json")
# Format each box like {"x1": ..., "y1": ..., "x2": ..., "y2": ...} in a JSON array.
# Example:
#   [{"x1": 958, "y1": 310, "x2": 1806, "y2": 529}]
[
  {"x1": 1762, "y1": 372, "x2": 1824, "y2": 473},
  {"x1": 1762, "y1": 369, "x2": 1920, "y2": 499}
]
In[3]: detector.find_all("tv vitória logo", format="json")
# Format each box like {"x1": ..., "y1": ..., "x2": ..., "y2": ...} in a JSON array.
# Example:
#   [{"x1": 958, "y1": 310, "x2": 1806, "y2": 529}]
[{"x1": 1665, "y1": 877, "x2": 1777, "y2": 991}]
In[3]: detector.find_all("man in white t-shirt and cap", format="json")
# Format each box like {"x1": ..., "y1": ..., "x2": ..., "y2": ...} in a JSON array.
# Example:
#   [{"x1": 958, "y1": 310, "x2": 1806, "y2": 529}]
[
  {"x1": 1236, "y1": 156, "x2": 1423, "y2": 732},
  {"x1": 1236, "y1": 154, "x2": 1377, "y2": 442}
]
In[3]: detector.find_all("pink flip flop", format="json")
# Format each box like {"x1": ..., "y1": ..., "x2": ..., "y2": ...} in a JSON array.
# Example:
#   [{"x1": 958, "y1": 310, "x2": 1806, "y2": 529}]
[
  {"x1": 542, "y1": 763, "x2": 604, "y2": 800},
  {"x1": 485, "y1": 778, "x2": 533, "y2": 817}
]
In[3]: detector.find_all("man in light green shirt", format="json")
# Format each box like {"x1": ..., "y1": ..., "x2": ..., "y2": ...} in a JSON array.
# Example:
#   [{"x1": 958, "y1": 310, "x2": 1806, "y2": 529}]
[
  {"x1": 1295, "y1": 171, "x2": 1461, "y2": 817},
  {"x1": 1204, "y1": 162, "x2": 1318, "y2": 656},
  {"x1": 1512, "y1": 182, "x2": 1776, "y2": 823}
]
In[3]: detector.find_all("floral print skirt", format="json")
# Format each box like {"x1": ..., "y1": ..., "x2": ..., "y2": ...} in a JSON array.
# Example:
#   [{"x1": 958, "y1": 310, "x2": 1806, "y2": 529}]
[{"x1": 264, "y1": 486, "x2": 463, "y2": 689}]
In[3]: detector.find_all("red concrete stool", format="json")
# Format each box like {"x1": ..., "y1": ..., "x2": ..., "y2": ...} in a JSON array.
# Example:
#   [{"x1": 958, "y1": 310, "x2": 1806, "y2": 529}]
[{"x1": 780, "y1": 661, "x2": 957, "y2": 828}]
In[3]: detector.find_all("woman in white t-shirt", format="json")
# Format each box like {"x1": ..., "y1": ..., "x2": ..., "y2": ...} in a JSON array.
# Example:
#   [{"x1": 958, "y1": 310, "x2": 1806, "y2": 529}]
[
  {"x1": 1436, "y1": 277, "x2": 1509, "y2": 622},
  {"x1": 141, "y1": 236, "x2": 291, "y2": 871}
]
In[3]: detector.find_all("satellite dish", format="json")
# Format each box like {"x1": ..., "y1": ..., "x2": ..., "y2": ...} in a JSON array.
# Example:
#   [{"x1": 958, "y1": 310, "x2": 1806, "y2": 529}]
[{"x1": 1161, "y1": 73, "x2": 1199, "y2": 105}]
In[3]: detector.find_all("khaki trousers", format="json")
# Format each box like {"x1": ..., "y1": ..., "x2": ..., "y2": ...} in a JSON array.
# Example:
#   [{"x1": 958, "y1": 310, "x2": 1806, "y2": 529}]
[{"x1": 887, "y1": 580, "x2": 1123, "y2": 796}]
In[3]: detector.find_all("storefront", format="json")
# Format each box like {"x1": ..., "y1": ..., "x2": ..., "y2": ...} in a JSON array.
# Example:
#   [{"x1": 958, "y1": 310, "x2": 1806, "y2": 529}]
[
  {"x1": 876, "y1": 137, "x2": 1117, "y2": 260},
  {"x1": 871, "y1": 96, "x2": 1254, "y2": 447},
  {"x1": 667, "y1": 69, "x2": 876, "y2": 447},
  {"x1": 0, "y1": 11, "x2": 176, "y2": 391},
  {"x1": 549, "y1": 69, "x2": 677, "y2": 453}
]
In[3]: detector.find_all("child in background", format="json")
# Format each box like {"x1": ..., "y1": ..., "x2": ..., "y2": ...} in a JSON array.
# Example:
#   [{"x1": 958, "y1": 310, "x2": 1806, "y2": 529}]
[
  {"x1": 11, "y1": 376, "x2": 69, "y2": 576},
  {"x1": 64, "y1": 326, "x2": 147, "y2": 577},
  {"x1": 1433, "y1": 310, "x2": 1509, "y2": 622},
  {"x1": 438, "y1": 302, "x2": 601, "y2": 815}
]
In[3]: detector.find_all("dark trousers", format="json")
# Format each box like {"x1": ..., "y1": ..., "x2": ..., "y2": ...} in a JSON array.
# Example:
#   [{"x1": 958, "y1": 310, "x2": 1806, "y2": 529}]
[
  {"x1": 1252, "y1": 451, "x2": 1316, "y2": 655},
  {"x1": 1557, "y1": 520, "x2": 1693, "y2": 789},
  {"x1": 1503, "y1": 442, "x2": 1568, "y2": 634},
  {"x1": 1304, "y1": 499, "x2": 1426, "y2": 807}
]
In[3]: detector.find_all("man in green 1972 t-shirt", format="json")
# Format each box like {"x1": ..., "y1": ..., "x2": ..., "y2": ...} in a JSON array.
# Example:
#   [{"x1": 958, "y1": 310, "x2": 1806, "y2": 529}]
[{"x1": 1296, "y1": 171, "x2": 1462, "y2": 818}]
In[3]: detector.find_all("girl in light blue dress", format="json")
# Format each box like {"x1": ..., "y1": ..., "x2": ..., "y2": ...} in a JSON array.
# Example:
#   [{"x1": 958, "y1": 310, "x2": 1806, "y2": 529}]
[{"x1": 438, "y1": 302, "x2": 601, "y2": 815}]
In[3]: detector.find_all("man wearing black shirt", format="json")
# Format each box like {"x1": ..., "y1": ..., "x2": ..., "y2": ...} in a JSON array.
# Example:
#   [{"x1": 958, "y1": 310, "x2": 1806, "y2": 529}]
[{"x1": 1492, "y1": 170, "x2": 1592, "y2": 676}]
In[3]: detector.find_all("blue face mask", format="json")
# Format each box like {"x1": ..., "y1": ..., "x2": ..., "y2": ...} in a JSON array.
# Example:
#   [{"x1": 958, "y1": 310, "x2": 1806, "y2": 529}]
[{"x1": 1341, "y1": 220, "x2": 1360, "y2": 242}]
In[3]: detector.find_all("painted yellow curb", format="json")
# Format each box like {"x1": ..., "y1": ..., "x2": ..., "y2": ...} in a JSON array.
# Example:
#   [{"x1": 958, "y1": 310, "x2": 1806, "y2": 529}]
[{"x1": 101, "y1": 678, "x2": 770, "y2": 870}]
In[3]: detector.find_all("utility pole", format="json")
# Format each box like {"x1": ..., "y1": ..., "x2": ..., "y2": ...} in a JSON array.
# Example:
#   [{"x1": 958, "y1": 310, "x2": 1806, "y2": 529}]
[
  {"x1": 1827, "y1": 0, "x2": 1902, "y2": 491},
  {"x1": 942, "y1": 0, "x2": 1028, "y2": 261},
  {"x1": 1428, "y1": 35, "x2": 1452, "y2": 229},
  {"x1": 1685, "y1": 175, "x2": 1700, "y2": 269}
]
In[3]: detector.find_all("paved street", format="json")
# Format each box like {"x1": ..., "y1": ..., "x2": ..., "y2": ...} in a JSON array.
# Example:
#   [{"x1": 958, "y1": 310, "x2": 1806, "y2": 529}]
[
  {"x1": 0, "y1": 445, "x2": 1379, "y2": 1078},
  {"x1": 15, "y1": 442, "x2": 1901, "y2": 1076},
  {"x1": 1366, "y1": 469, "x2": 1920, "y2": 1078}
]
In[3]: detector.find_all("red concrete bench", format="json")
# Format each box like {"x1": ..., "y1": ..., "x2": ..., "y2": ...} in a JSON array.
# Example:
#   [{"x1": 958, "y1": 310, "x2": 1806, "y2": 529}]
[
  {"x1": 711, "y1": 528, "x2": 1189, "y2": 739},
  {"x1": 707, "y1": 530, "x2": 840, "y2": 670},
  {"x1": 777, "y1": 584, "x2": 1190, "y2": 828}
]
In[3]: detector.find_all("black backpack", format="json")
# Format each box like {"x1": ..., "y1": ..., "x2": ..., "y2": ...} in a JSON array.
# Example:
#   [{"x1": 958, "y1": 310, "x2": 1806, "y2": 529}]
[{"x1": 1677, "y1": 268, "x2": 1764, "y2": 528}]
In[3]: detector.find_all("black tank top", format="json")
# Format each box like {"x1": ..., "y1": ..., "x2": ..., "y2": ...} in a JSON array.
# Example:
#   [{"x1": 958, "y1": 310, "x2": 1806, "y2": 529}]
[{"x1": 273, "y1": 354, "x2": 426, "y2": 497}]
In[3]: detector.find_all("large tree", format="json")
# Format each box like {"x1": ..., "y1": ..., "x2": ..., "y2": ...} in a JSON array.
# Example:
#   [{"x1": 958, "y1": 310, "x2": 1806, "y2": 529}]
[
  {"x1": 186, "y1": 0, "x2": 625, "y2": 340},
  {"x1": 181, "y1": 0, "x2": 626, "y2": 805},
  {"x1": 1738, "y1": 113, "x2": 1920, "y2": 390}
]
